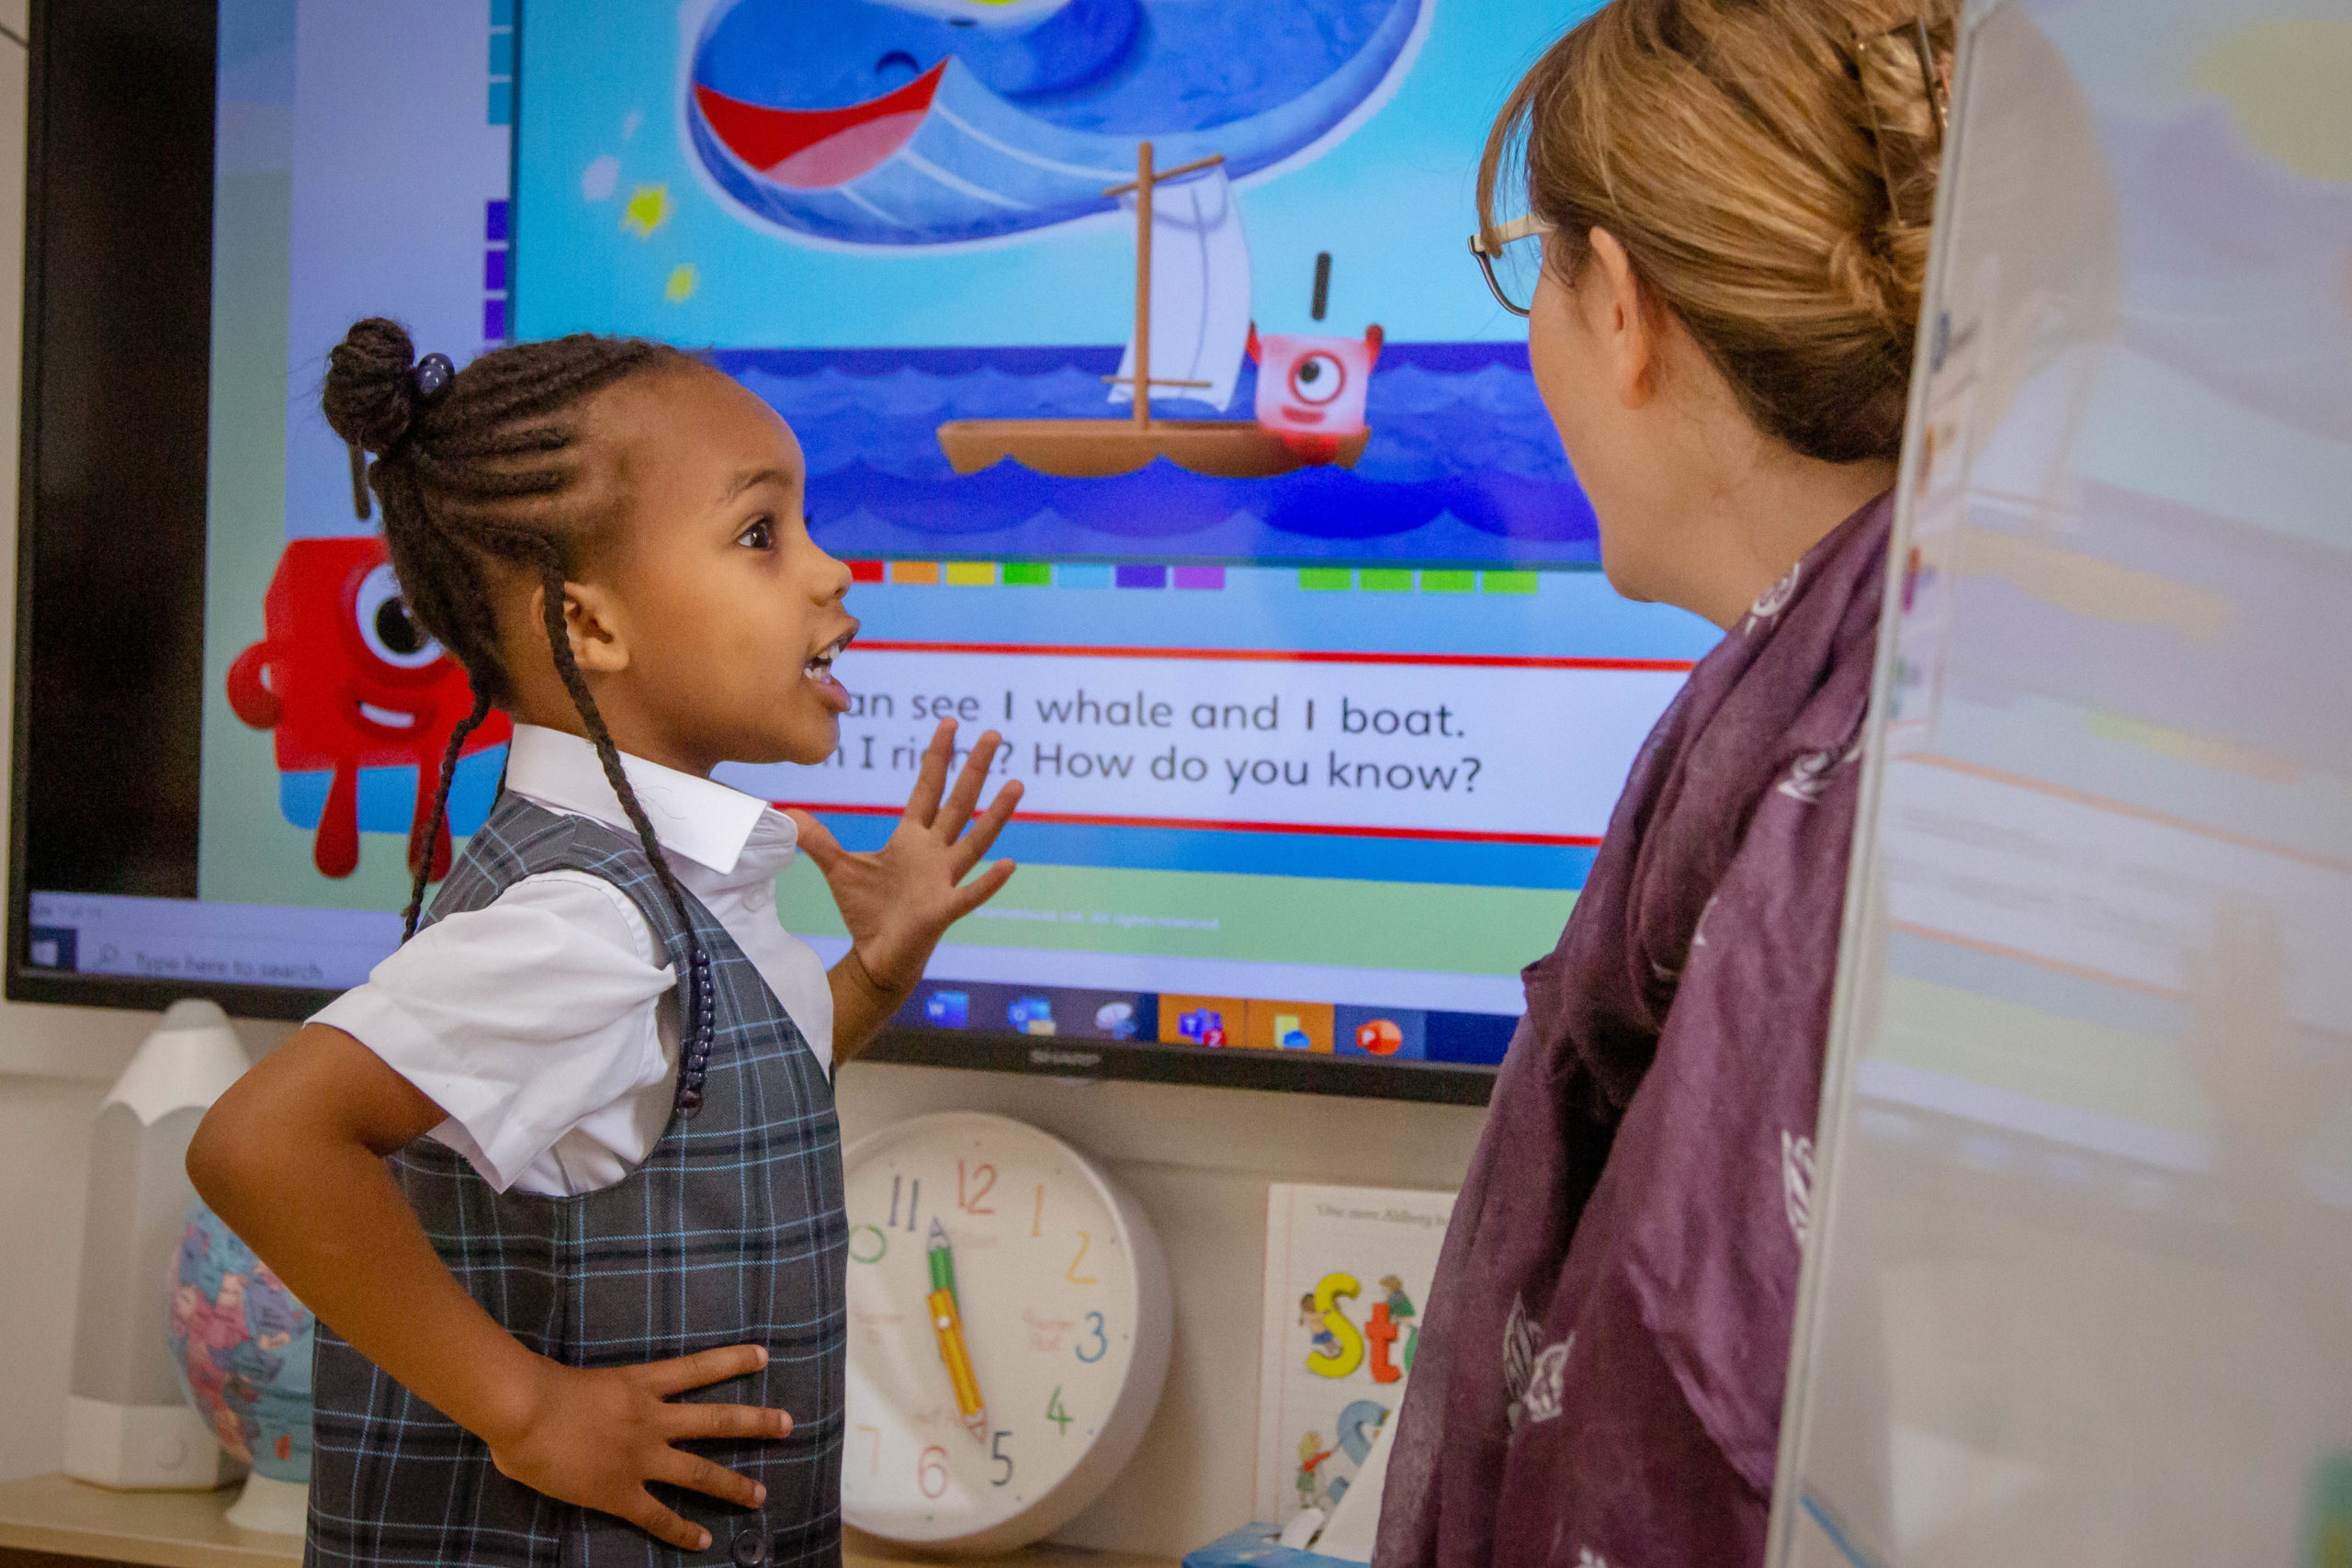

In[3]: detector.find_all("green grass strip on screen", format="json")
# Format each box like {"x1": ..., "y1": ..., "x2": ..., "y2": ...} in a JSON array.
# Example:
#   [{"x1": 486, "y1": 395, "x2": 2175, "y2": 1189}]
[{"x1": 780, "y1": 860, "x2": 1572, "y2": 978}]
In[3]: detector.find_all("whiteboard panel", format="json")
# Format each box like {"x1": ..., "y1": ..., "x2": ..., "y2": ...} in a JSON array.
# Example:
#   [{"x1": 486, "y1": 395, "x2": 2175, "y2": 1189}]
[{"x1": 1773, "y1": 2, "x2": 2352, "y2": 1565}]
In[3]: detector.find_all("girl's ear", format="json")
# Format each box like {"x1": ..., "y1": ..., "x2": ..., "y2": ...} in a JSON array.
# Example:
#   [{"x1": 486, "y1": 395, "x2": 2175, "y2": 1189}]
[{"x1": 530, "y1": 580, "x2": 632, "y2": 676}]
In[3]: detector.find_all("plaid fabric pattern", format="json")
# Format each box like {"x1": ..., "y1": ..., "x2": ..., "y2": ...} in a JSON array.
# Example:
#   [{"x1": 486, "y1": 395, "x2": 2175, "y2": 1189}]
[{"x1": 308, "y1": 795, "x2": 846, "y2": 1568}]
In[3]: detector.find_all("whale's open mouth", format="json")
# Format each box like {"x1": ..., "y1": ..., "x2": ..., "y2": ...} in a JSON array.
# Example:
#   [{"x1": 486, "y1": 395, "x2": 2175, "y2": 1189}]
[{"x1": 694, "y1": 63, "x2": 946, "y2": 191}]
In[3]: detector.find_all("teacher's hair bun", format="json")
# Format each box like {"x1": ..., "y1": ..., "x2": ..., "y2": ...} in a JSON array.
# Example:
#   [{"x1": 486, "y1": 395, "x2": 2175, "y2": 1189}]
[{"x1": 1478, "y1": 0, "x2": 1957, "y2": 465}]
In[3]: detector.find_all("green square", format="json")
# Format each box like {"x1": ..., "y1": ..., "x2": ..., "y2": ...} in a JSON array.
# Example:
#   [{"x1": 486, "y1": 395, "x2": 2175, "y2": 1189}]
[
  {"x1": 1420, "y1": 570, "x2": 1476, "y2": 593},
  {"x1": 1002, "y1": 562, "x2": 1052, "y2": 586},
  {"x1": 1299, "y1": 568, "x2": 1354, "y2": 592},
  {"x1": 1359, "y1": 569, "x2": 1414, "y2": 592},
  {"x1": 1481, "y1": 570, "x2": 1540, "y2": 594}
]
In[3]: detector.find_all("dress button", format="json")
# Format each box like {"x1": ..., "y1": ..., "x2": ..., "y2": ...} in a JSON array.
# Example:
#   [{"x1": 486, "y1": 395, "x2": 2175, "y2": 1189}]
[{"x1": 730, "y1": 1521, "x2": 768, "y2": 1567}]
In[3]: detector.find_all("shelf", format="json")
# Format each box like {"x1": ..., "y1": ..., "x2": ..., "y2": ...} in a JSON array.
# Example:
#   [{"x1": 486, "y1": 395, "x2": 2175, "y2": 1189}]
[
  {"x1": 0, "y1": 1474, "x2": 294, "y2": 1568},
  {"x1": 0, "y1": 1477, "x2": 1178, "y2": 1568}
]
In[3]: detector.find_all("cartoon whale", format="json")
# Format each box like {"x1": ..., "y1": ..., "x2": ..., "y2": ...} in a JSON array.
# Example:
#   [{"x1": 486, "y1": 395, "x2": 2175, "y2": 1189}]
[{"x1": 686, "y1": 0, "x2": 1430, "y2": 246}]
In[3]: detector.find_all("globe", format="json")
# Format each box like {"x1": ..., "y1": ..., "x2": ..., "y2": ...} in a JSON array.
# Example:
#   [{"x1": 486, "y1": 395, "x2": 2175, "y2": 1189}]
[{"x1": 165, "y1": 1200, "x2": 314, "y2": 1485}]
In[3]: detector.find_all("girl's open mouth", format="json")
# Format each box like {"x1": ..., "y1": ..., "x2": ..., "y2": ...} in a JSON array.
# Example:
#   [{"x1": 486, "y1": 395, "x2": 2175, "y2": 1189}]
[{"x1": 804, "y1": 629, "x2": 854, "y2": 709}]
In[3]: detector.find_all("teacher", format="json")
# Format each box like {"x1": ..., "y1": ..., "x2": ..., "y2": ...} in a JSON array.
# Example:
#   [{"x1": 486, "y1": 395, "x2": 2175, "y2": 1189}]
[{"x1": 1375, "y1": 1, "x2": 1951, "y2": 1564}]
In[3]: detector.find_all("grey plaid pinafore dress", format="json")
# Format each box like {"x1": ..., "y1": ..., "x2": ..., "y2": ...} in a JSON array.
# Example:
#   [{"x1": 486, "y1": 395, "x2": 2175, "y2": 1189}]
[{"x1": 308, "y1": 795, "x2": 846, "y2": 1568}]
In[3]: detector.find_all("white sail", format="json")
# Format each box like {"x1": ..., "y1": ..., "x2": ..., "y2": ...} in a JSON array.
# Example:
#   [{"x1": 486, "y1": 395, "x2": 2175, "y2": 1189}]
[{"x1": 1110, "y1": 165, "x2": 1251, "y2": 413}]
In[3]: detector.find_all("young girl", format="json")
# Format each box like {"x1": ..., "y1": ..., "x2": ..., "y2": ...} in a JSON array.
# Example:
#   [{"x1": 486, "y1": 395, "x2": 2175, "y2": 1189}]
[{"x1": 189, "y1": 321, "x2": 1022, "y2": 1568}]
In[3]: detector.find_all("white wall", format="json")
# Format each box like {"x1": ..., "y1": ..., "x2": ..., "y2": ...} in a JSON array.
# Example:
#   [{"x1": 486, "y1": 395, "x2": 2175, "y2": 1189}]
[{"x1": 0, "y1": 18, "x2": 1489, "y2": 1550}]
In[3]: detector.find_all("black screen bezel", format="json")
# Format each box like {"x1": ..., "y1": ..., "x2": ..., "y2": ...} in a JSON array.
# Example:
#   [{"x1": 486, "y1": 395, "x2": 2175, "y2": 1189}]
[{"x1": 6, "y1": 0, "x2": 1502, "y2": 1106}]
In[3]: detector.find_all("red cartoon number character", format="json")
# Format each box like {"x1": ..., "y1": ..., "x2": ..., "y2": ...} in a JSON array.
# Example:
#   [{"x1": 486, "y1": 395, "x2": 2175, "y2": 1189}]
[
  {"x1": 1247, "y1": 323, "x2": 1384, "y2": 464},
  {"x1": 225, "y1": 536, "x2": 509, "y2": 879}
]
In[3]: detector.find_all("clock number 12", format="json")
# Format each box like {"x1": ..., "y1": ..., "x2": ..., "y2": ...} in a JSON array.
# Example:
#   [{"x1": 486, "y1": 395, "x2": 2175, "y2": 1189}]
[{"x1": 957, "y1": 1160, "x2": 996, "y2": 1215}]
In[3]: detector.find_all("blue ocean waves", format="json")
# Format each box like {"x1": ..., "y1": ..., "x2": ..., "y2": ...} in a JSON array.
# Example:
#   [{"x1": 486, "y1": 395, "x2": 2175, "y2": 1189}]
[{"x1": 711, "y1": 343, "x2": 1598, "y2": 565}]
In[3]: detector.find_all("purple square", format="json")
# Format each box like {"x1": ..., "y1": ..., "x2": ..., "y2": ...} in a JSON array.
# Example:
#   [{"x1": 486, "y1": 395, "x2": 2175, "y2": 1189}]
[
  {"x1": 1114, "y1": 564, "x2": 1167, "y2": 589},
  {"x1": 483, "y1": 298, "x2": 507, "y2": 342},
  {"x1": 484, "y1": 250, "x2": 507, "y2": 291},
  {"x1": 485, "y1": 199, "x2": 509, "y2": 243},
  {"x1": 1171, "y1": 566, "x2": 1225, "y2": 591}
]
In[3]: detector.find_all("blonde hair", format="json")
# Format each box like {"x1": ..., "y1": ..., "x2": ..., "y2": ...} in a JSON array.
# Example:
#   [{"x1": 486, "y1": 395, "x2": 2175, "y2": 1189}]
[{"x1": 1480, "y1": 0, "x2": 1956, "y2": 462}]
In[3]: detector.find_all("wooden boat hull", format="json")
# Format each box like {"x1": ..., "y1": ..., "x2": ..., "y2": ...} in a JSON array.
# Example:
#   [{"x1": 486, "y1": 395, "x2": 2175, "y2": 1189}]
[{"x1": 936, "y1": 419, "x2": 1369, "y2": 479}]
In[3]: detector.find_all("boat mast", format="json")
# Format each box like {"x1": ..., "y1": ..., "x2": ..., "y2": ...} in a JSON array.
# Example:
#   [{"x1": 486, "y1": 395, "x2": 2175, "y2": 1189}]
[
  {"x1": 1104, "y1": 141, "x2": 1225, "y2": 431},
  {"x1": 1136, "y1": 141, "x2": 1154, "y2": 429}
]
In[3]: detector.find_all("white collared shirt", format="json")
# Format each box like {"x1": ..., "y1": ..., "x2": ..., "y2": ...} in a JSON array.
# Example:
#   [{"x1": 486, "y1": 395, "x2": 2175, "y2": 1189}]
[{"x1": 312, "y1": 724, "x2": 834, "y2": 1197}]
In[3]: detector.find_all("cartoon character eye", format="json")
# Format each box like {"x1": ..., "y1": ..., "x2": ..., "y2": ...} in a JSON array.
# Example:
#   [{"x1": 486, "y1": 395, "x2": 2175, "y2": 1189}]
[
  {"x1": 875, "y1": 50, "x2": 922, "y2": 81},
  {"x1": 1289, "y1": 352, "x2": 1346, "y2": 406},
  {"x1": 354, "y1": 563, "x2": 443, "y2": 670}
]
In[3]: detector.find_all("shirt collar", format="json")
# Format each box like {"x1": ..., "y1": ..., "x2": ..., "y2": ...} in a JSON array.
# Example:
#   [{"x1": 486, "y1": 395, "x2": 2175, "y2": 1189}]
[{"x1": 503, "y1": 723, "x2": 796, "y2": 880}]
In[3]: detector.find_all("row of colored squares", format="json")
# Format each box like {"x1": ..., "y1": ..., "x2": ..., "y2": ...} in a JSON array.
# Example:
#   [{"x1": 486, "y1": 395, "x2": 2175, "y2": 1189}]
[
  {"x1": 489, "y1": 0, "x2": 514, "y2": 125},
  {"x1": 484, "y1": 200, "x2": 510, "y2": 343},
  {"x1": 903, "y1": 980, "x2": 1517, "y2": 1066},
  {"x1": 1302, "y1": 568, "x2": 1540, "y2": 593},
  {"x1": 847, "y1": 561, "x2": 1226, "y2": 589},
  {"x1": 844, "y1": 561, "x2": 1542, "y2": 592}
]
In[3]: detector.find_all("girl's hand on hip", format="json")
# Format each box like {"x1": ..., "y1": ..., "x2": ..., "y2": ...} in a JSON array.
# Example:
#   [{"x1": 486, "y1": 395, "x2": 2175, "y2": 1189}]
[
  {"x1": 485, "y1": 1343, "x2": 790, "y2": 1551},
  {"x1": 787, "y1": 718, "x2": 1023, "y2": 994}
]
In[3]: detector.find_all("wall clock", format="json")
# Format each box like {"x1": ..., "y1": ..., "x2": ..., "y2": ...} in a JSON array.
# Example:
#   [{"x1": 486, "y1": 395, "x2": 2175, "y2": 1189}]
[{"x1": 841, "y1": 1112, "x2": 1173, "y2": 1552}]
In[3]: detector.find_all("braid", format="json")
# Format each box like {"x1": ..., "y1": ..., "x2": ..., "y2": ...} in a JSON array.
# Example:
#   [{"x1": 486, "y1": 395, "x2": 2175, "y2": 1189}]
[
  {"x1": 402, "y1": 685, "x2": 493, "y2": 940},
  {"x1": 530, "y1": 552, "x2": 702, "y2": 945},
  {"x1": 531, "y1": 547, "x2": 718, "y2": 1112}
]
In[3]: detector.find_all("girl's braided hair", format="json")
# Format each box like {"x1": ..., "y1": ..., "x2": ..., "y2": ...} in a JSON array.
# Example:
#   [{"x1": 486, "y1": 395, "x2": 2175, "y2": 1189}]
[{"x1": 322, "y1": 319, "x2": 721, "y2": 1111}]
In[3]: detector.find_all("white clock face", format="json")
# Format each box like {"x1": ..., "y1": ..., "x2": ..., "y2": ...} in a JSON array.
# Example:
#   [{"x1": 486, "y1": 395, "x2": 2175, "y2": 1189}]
[{"x1": 841, "y1": 1114, "x2": 1165, "y2": 1550}]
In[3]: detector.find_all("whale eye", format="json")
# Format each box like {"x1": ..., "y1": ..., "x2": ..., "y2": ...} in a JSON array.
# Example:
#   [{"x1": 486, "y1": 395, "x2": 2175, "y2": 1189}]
[
  {"x1": 355, "y1": 563, "x2": 443, "y2": 671},
  {"x1": 1289, "y1": 352, "x2": 1346, "y2": 406},
  {"x1": 875, "y1": 50, "x2": 921, "y2": 82}
]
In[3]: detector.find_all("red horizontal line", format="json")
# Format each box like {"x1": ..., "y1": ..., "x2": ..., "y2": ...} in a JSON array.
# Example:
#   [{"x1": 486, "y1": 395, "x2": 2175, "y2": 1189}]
[
  {"x1": 850, "y1": 639, "x2": 1694, "y2": 672},
  {"x1": 775, "y1": 800, "x2": 1601, "y2": 847}
]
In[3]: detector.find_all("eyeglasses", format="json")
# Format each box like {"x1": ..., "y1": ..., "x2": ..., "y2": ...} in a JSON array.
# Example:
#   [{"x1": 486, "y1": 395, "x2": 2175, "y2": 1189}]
[{"x1": 1468, "y1": 212, "x2": 1555, "y2": 318}]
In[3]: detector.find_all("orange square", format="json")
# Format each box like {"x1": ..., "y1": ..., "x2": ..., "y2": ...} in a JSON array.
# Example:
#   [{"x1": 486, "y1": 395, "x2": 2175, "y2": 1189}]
[
  {"x1": 1245, "y1": 1000, "x2": 1334, "y2": 1054},
  {"x1": 889, "y1": 559, "x2": 941, "y2": 585},
  {"x1": 1160, "y1": 994, "x2": 1244, "y2": 1048}
]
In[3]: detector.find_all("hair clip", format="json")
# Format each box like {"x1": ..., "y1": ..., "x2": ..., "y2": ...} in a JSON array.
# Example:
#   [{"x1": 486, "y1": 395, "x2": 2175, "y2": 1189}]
[{"x1": 411, "y1": 352, "x2": 457, "y2": 404}]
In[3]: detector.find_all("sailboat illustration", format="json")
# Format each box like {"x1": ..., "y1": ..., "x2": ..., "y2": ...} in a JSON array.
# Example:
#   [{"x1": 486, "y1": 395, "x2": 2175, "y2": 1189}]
[{"x1": 934, "y1": 142, "x2": 1373, "y2": 480}]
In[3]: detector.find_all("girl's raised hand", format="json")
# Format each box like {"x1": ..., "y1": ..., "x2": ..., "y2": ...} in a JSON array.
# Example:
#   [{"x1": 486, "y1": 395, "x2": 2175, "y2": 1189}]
[
  {"x1": 786, "y1": 718, "x2": 1022, "y2": 1006},
  {"x1": 486, "y1": 1344, "x2": 789, "y2": 1552}
]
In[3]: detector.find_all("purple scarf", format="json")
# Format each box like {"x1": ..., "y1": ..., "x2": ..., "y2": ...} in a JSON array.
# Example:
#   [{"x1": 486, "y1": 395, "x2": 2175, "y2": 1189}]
[{"x1": 1374, "y1": 491, "x2": 1891, "y2": 1568}]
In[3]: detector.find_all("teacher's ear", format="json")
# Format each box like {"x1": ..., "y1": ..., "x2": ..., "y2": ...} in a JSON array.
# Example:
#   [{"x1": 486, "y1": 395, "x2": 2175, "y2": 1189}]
[{"x1": 1585, "y1": 227, "x2": 1661, "y2": 412}]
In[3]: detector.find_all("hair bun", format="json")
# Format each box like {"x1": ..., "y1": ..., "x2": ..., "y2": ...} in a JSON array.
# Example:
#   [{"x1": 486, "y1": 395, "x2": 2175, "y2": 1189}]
[
  {"x1": 1826, "y1": 229, "x2": 1905, "y2": 337},
  {"x1": 322, "y1": 317, "x2": 424, "y2": 455}
]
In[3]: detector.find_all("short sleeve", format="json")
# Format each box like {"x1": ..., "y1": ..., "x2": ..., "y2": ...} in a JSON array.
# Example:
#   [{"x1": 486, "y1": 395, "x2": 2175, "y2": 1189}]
[{"x1": 312, "y1": 871, "x2": 678, "y2": 1193}]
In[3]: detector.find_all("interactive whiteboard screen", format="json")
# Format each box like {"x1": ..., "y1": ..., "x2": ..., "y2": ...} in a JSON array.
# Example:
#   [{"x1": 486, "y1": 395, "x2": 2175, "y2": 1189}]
[
  {"x1": 1776, "y1": 0, "x2": 2352, "y2": 1560},
  {"x1": 15, "y1": 0, "x2": 1718, "y2": 1100}
]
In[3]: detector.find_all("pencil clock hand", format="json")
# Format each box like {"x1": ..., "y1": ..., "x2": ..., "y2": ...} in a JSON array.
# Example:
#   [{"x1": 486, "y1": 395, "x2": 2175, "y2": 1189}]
[{"x1": 926, "y1": 1217, "x2": 989, "y2": 1445}]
